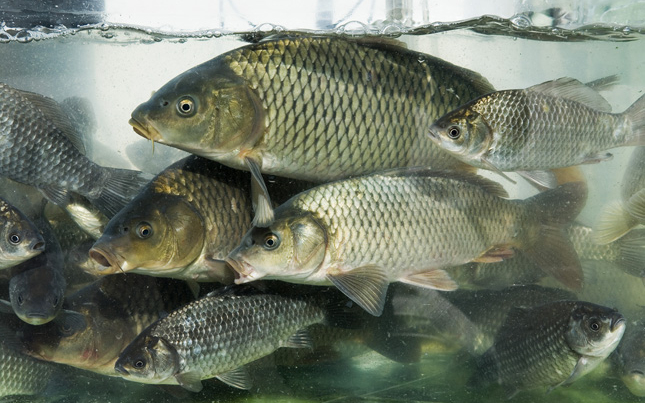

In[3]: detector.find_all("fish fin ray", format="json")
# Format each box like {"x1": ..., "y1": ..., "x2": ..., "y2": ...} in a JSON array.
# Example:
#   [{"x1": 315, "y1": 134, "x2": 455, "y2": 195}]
[
  {"x1": 285, "y1": 328, "x2": 313, "y2": 349},
  {"x1": 92, "y1": 168, "x2": 150, "y2": 216},
  {"x1": 617, "y1": 229, "x2": 645, "y2": 277},
  {"x1": 202, "y1": 257, "x2": 236, "y2": 284},
  {"x1": 247, "y1": 157, "x2": 274, "y2": 227},
  {"x1": 593, "y1": 201, "x2": 637, "y2": 244},
  {"x1": 472, "y1": 245, "x2": 515, "y2": 263},
  {"x1": 626, "y1": 188, "x2": 645, "y2": 220},
  {"x1": 215, "y1": 367, "x2": 252, "y2": 390},
  {"x1": 527, "y1": 77, "x2": 612, "y2": 112},
  {"x1": 624, "y1": 94, "x2": 645, "y2": 146},
  {"x1": 0, "y1": 299, "x2": 13, "y2": 314},
  {"x1": 584, "y1": 74, "x2": 620, "y2": 92},
  {"x1": 38, "y1": 186, "x2": 70, "y2": 207},
  {"x1": 480, "y1": 158, "x2": 517, "y2": 186},
  {"x1": 399, "y1": 269, "x2": 458, "y2": 291},
  {"x1": 326, "y1": 265, "x2": 388, "y2": 317},
  {"x1": 175, "y1": 371, "x2": 203, "y2": 392},
  {"x1": 517, "y1": 170, "x2": 557, "y2": 189}
]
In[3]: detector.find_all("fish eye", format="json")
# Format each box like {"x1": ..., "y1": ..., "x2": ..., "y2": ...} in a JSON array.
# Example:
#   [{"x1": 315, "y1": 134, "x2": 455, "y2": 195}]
[
  {"x1": 8, "y1": 233, "x2": 20, "y2": 245},
  {"x1": 447, "y1": 126, "x2": 461, "y2": 139},
  {"x1": 589, "y1": 320, "x2": 600, "y2": 332},
  {"x1": 134, "y1": 359, "x2": 146, "y2": 369},
  {"x1": 176, "y1": 96, "x2": 196, "y2": 117},
  {"x1": 263, "y1": 233, "x2": 280, "y2": 250},
  {"x1": 136, "y1": 222, "x2": 153, "y2": 239}
]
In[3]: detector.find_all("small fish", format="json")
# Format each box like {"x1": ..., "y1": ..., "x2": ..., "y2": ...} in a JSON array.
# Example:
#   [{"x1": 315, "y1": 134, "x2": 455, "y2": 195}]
[
  {"x1": 129, "y1": 36, "x2": 495, "y2": 226},
  {"x1": 0, "y1": 196, "x2": 45, "y2": 270},
  {"x1": 470, "y1": 300, "x2": 625, "y2": 397},
  {"x1": 90, "y1": 156, "x2": 312, "y2": 282},
  {"x1": 114, "y1": 285, "x2": 353, "y2": 391},
  {"x1": 227, "y1": 169, "x2": 587, "y2": 316},
  {"x1": 428, "y1": 77, "x2": 645, "y2": 188},
  {"x1": 20, "y1": 274, "x2": 195, "y2": 376},
  {"x1": 615, "y1": 321, "x2": 645, "y2": 397},
  {"x1": 595, "y1": 146, "x2": 645, "y2": 243},
  {"x1": 4, "y1": 219, "x2": 65, "y2": 325},
  {"x1": 0, "y1": 82, "x2": 148, "y2": 216}
]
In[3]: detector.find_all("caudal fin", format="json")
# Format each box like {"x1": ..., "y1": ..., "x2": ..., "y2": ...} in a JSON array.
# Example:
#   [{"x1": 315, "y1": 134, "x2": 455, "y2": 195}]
[
  {"x1": 522, "y1": 182, "x2": 588, "y2": 290},
  {"x1": 91, "y1": 168, "x2": 150, "y2": 217},
  {"x1": 624, "y1": 94, "x2": 645, "y2": 146}
]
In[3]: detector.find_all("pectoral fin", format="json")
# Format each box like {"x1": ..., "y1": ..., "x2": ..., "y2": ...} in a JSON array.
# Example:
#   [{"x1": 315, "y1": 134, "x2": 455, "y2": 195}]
[
  {"x1": 0, "y1": 299, "x2": 13, "y2": 314},
  {"x1": 327, "y1": 265, "x2": 389, "y2": 317},
  {"x1": 517, "y1": 170, "x2": 557, "y2": 189},
  {"x1": 175, "y1": 371, "x2": 203, "y2": 392},
  {"x1": 399, "y1": 269, "x2": 458, "y2": 291},
  {"x1": 215, "y1": 367, "x2": 252, "y2": 390},
  {"x1": 480, "y1": 158, "x2": 517, "y2": 184},
  {"x1": 246, "y1": 157, "x2": 274, "y2": 227},
  {"x1": 472, "y1": 245, "x2": 515, "y2": 263}
]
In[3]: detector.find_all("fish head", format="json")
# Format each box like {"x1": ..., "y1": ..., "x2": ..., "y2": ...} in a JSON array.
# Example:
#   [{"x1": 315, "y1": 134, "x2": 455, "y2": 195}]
[
  {"x1": 0, "y1": 204, "x2": 45, "y2": 269},
  {"x1": 228, "y1": 212, "x2": 327, "y2": 284},
  {"x1": 566, "y1": 303, "x2": 626, "y2": 358},
  {"x1": 90, "y1": 194, "x2": 205, "y2": 274},
  {"x1": 428, "y1": 105, "x2": 492, "y2": 162},
  {"x1": 129, "y1": 62, "x2": 265, "y2": 160},
  {"x1": 115, "y1": 335, "x2": 179, "y2": 383},
  {"x1": 9, "y1": 265, "x2": 65, "y2": 325}
]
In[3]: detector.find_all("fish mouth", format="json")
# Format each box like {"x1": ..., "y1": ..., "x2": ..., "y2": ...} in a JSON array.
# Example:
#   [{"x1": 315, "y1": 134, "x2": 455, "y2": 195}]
[
  {"x1": 89, "y1": 246, "x2": 126, "y2": 274},
  {"x1": 225, "y1": 257, "x2": 262, "y2": 284},
  {"x1": 30, "y1": 240, "x2": 45, "y2": 252},
  {"x1": 427, "y1": 128, "x2": 439, "y2": 141},
  {"x1": 611, "y1": 315, "x2": 626, "y2": 332},
  {"x1": 114, "y1": 362, "x2": 129, "y2": 376},
  {"x1": 129, "y1": 117, "x2": 162, "y2": 142}
]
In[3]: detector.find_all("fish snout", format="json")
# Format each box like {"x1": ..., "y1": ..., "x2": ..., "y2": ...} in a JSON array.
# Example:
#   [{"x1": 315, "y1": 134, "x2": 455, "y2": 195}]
[
  {"x1": 114, "y1": 361, "x2": 129, "y2": 376},
  {"x1": 31, "y1": 239, "x2": 45, "y2": 252},
  {"x1": 225, "y1": 257, "x2": 260, "y2": 284},
  {"x1": 129, "y1": 116, "x2": 161, "y2": 142},
  {"x1": 611, "y1": 313, "x2": 626, "y2": 332},
  {"x1": 88, "y1": 246, "x2": 124, "y2": 274}
]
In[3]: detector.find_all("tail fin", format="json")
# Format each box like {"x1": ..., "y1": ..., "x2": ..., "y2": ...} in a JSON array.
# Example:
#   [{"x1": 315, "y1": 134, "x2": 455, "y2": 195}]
[
  {"x1": 593, "y1": 201, "x2": 638, "y2": 244},
  {"x1": 92, "y1": 168, "x2": 150, "y2": 217},
  {"x1": 624, "y1": 94, "x2": 645, "y2": 146},
  {"x1": 522, "y1": 182, "x2": 587, "y2": 290},
  {"x1": 617, "y1": 229, "x2": 645, "y2": 278}
]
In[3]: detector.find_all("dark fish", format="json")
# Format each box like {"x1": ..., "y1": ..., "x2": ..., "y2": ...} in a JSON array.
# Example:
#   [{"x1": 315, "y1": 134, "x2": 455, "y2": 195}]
[
  {"x1": 428, "y1": 77, "x2": 645, "y2": 188},
  {"x1": 0, "y1": 196, "x2": 45, "y2": 270},
  {"x1": 615, "y1": 320, "x2": 645, "y2": 397},
  {"x1": 90, "y1": 156, "x2": 312, "y2": 282},
  {"x1": 228, "y1": 170, "x2": 586, "y2": 316},
  {"x1": 114, "y1": 286, "x2": 353, "y2": 391},
  {"x1": 471, "y1": 300, "x2": 625, "y2": 397},
  {"x1": 20, "y1": 274, "x2": 195, "y2": 376},
  {"x1": 0, "y1": 82, "x2": 147, "y2": 216},
  {"x1": 129, "y1": 36, "x2": 495, "y2": 225}
]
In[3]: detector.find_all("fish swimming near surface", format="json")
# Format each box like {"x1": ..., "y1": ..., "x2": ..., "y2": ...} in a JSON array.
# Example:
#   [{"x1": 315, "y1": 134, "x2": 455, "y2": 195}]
[
  {"x1": 227, "y1": 169, "x2": 587, "y2": 316},
  {"x1": 114, "y1": 285, "x2": 356, "y2": 391},
  {"x1": 428, "y1": 77, "x2": 645, "y2": 188},
  {"x1": 0, "y1": 82, "x2": 148, "y2": 216},
  {"x1": 0, "y1": 196, "x2": 45, "y2": 270},
  {"x1": 89, "y1": 156, "x2": 313, "y2": 282},
  {"x1": 128, "y1": 35, "x2": 496, "y2": 225},
  {"x1": 470, "y1": 300, "x2": 625, "y2": 398}
]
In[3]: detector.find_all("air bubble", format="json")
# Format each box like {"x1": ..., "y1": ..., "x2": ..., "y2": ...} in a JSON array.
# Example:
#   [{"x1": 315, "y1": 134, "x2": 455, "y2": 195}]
[{"x1": 510, "y1": 14, "x2": 532, "y2": 29}]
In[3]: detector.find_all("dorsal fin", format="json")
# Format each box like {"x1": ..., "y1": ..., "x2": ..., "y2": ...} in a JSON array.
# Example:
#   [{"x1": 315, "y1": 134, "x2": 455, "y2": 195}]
[
  {"x1": 18, "y1": 89, "x2": 87, "y2": 154},
  {"x1": 376, "y1": 168, "x2": 509, "y2": 199},
  {"x1": 526, "y1": 77, "x2": 612, "y2": 112}
]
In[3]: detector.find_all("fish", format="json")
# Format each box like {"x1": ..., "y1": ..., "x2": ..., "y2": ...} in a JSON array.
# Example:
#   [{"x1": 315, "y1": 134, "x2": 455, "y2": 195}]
[
  {"x1": 595, "y1": 146, "x2": 645, "y2": 243},
  {"x1": 49, "y1": 191, "x2": 108, "y2": 240},
  {"x1": 89, "y1": 156, "x2": 313, "y2": 282},
  {"x1": 0, "y1": 196, "x2": 45, "y2": 270},
  {"x1": 20, "y1": 274, "x2": 196, "y2": 377},
  {"x1": 226, "y1": 169, "x2": 587, "y2": 316},
  {"x1": 114, "y1": 285, "x2": 355, "y2": 391},
  {"x1": 0, "y1": 82, "x2": 148, "y2": 216},
  {"x1": 129, "y1": 35, "x2": 496, "y2": 225},
  {"x1": 615, "y1": 320, "x2": 645, "y2": 397},
  {"x1": 428, "y1": 77, "x2": 645, "y2": 188},
  {"x1": 470, "y1": 300, "x2": 625, "y2": 398},
  {"x1": 4, "y1": 219, "x2": 66, "y2": 325}
]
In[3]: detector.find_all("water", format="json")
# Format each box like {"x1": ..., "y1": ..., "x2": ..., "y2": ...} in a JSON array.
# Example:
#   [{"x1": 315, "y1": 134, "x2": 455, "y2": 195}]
[{"x1": 1, "y1": 13, "x2": 645, "y2": 403}]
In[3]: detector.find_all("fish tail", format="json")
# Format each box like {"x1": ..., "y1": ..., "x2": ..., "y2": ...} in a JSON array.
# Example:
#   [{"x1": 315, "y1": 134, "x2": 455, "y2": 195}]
[
  {"x1": 91, "y1": 168, "x2": 150, "y2": 216},
  {"x1": 624, "y1": 94, "x2": 645, "y2": 146},
  {"x1": 468, "y1": 348, "x2": 498, "y2": 389},
  {"x1": 522, "y1": 182, "x2": 588, "y2": 290},
  {"x1": 593, "y1": 201, "x2": 638, "y2": 244},
  {"x1": 616, "y1": 229, "x2": 645, "y2": 278}
]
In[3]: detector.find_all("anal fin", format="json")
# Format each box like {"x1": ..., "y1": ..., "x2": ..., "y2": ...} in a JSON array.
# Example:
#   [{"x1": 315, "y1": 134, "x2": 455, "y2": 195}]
[
  {"x1": 285, "y1": 328, "x2": 313, "y2": 349},
  {"x1": 472, "y1": 245, "x2": 515, "y2": 263},
  {"x1": 399, "y1": 269, "x2": 458, "y2": 291},
  {"x1": 216, "y1": 366, "x2": 252, "y2": 390}
]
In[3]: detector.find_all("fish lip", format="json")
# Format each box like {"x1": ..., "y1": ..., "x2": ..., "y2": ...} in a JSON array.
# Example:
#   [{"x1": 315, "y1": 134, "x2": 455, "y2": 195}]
[
  {"x1": 611, "y1": 315, "x2": 626, "y2": 332},
  {"x1": 129, "y1": 117, "x2": 161, "y2": 142},
  {"x1": 114, "y1": 362, "x2": 129, "y2": 376},
  {"x1": 88, "y1": 246, "x2": 125, "y2": 273},
  {"x1": 427, "y1": 128, "x2": 439, "y2": 141},
  {"x1": 225, "y1": 257, "x2": 261, "y2": 284}
]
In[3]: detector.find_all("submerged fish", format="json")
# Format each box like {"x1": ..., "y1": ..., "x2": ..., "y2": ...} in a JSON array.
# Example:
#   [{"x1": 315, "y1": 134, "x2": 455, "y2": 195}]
[
  {"x1": 5, "y1": 220, "x2": 66, "y2": 325},
  {"x1": 595, "y1": 146, "x2": 645, "y2": 244},
  {"x1": 21, "y1": 274, "x2": 195, "y2": 376},
  {"x1": 428, "y1": 77, "x2": 645, "y2": 188},
  {"x1": 0, "y1": 82, "x2": 147, "y2": 216},
  {"x1": 129, "y1": 36, "x2": 495, "y2": 225},
  {"x1": 0, "y1": 196, "x2": 45, "y2": 270},
  {"x1": 114, "y1": 286, "x2": 352, "y2": 391},
  {"x1": 615, "y1": 321, "x2": 645, "y2": 397},
  {"x1": 90, "y1": 156, "x2": 312, "y2": 282},
  {"x1": 227, "y1": 169, "x2": 586, "y2": 316},
  {"x1": 471, "y1": 300, "x2": 625, "y2": 397}
]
